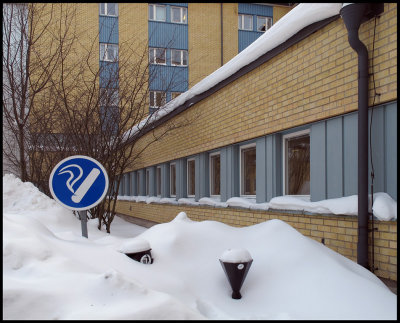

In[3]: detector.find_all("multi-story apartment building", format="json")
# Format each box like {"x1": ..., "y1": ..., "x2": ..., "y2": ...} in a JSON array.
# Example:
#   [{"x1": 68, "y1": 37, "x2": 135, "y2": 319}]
[{"x1": 97, "y1": 3, "x2": 293, "y2": 112}]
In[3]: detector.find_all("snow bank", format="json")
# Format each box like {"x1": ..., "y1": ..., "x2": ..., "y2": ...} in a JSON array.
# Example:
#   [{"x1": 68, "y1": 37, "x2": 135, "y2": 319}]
[{"x1": 3, "y1": 174, "x2": 397, "y2": 320}]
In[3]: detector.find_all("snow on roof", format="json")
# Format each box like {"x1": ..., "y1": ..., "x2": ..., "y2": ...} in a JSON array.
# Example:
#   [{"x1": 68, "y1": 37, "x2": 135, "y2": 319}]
[{"x1": 125, "y1": 3, "x2": 343, "y2": 138}]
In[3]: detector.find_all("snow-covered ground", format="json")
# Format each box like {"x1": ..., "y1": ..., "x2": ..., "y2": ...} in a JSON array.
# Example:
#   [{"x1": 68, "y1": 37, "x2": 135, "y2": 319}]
[{"x1": 3, "y1": 174, "x2": 397, "y2": 319}]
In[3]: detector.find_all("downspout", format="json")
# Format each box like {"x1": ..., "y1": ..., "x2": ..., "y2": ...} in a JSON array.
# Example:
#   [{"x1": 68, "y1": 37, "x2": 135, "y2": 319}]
[
  {"x1": 220, "y1": 3, "x2": 223, "y2": 66},
  {"x1": 340, "y1": 3, "x2": 369, "y2": 269}
]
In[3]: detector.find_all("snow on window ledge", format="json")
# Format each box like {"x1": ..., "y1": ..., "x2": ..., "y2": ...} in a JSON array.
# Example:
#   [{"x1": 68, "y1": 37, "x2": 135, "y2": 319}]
[{"x1": 116, "y1": 193, "x2": 397, "y2": 221}]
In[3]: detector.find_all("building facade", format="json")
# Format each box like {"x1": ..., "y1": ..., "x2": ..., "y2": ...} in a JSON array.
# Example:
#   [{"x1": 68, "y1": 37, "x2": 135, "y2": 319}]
[{"x1": 115, "y1": 3, "x2": 397, "y2": 282}]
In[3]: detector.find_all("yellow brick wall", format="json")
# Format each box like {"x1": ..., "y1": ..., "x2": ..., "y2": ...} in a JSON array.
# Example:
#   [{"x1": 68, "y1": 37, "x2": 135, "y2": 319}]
[
  {"x1": 273, "y1": 5, "x2": 293, "y2": 23},
  {"x1": 188, "y1": 3, "x2": 238, "y2": 87},
  {"x1": 115, "y1": 200, "x2": 397, "y2": 281},
  {"x1": 128, "y1": 3, "x2": 397, "y2": 171}
]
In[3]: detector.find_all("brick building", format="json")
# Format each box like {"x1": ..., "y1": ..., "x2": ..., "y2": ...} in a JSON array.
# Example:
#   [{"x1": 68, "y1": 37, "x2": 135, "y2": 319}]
[{"x1": 115, "y1": 3, "x2": 397, "y2": 282}]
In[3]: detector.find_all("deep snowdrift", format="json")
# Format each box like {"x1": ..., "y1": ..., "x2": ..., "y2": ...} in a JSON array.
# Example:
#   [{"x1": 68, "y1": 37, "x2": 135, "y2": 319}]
[{"x1": 3, "y1": 174, "x2": 397, "y2": 319}]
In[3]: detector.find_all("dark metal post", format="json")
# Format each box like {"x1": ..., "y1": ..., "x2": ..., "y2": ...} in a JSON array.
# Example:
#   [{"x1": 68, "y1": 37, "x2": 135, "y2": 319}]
[{"x1": 79, "y1": 210, "x2": 88, "y2": 238}]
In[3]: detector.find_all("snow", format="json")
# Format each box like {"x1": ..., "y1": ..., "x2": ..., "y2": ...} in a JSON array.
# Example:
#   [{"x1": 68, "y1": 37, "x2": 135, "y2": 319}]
[
  {"x1": 3, "y1": 174, "x2": 397, "y2": 319},
  {"x1": 124, "y1": 3, "x2": 343, "y2": 139},
  {"x1": 220, "y1": 248, "x2": 253, "y2": 263},
  {"x1": 117, "y1": 192, "x2": 397, "y2": 221}
]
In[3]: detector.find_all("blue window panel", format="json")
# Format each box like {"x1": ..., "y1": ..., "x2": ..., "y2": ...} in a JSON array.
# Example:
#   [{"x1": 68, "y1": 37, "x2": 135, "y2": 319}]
[
  {"x1": 130, "y1": 171, "x2": 137, "y2": 196},
  {"x1": 100, "y1": 62, "x2": 119, "y2": 88},
  {"x1": 161, "y1": 163, "x2": 170, "y2": 198},
  {"x1": 176, "y1": 158, "x2": 187, "y2": 199},
  {"x1": 343, "y1": 113, "x2": 358, "y2": 197},
  {"x1": 310, "y1": 121, "x2": 326, "y2": 201},
  {"x1": 384, "y1": 102, "x2": 397, "y2": 200},
  {"x1": 220, "y1": 145, "x2": 239, "y2": 202},
  {"x1": 149, "y1": 65, "x2": 188, "y2": 92},
  {"x1": 99, "y1": 106, "x2": 119, "y2": 135},
  {"x1": 124, "y1": 173, "x2": 130, "y2": 196},
  {"x1": 238, "y1": 3, "x2": 273, "y2": 16},
  {"x1": 148, "y1": 21, "x2": 188, "y2": 49},
  {"x1": 326, "y1": 117, "x2": 343, "y2": 199},
  {"x1": 118, "y1": 177, "x2": 124, "y2": 196},
  {"x1": 238, "y1": 30, "x2": 263, "y2": 52},
  {"x1": 163, "y1": 3, "x2": 188, "y2": 7},
  {"x1": 99, "y1": 16, "x2": 118, "y2": 44}
]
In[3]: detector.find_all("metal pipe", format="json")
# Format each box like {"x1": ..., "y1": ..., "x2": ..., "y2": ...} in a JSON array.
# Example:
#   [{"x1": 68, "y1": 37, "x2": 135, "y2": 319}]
[{"x1": 340, "y1": 3, "x2": 369, "y2": 269}]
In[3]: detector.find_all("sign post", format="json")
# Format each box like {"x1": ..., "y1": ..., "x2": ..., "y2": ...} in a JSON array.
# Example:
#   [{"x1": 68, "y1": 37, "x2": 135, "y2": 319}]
[{"x1": 49, "y1": 155, "x2": 109, "y2": 238}]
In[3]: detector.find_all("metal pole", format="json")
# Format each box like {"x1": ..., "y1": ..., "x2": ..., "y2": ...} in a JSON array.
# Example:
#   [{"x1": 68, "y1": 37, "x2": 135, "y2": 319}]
[{"x1": 79, "y1": 210, "x2": 88, "y2": 238}]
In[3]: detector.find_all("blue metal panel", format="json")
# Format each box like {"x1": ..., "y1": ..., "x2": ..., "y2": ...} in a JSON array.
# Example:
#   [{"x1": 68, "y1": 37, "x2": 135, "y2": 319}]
[
  {"x1": 343, "y1": 113, "x2": 358, "y2": 197},
  {"x1": 238, "y1": 30, "x2": 263, "y2": 52},
  {"x1": 99, "y1": 62, "x2": 119, "y2": 88},
  {"x1": 384, "y1": 102, "x2": 397, "y2": 200},
  {"x1": 163, "y1": 3, "x2": 188, "y2": 7},
  {"x1": 124, "y1": 173, "x2": 130, "y2": 196},
  {"x1": 149, "y1": 65, "x2": 188, "y2": 92},
  {"x1": 130, "y1": 171, "x2": 137, "y2": 196},
  {"x1": 138, "y1": 169, "x2": 145, "y2": 196},
  {"x1": 326, "y1": 117, "x2": 343, "y2": 198},
  {"x1": 148, "y1": 21, "x2": 188, "y2": 49},
  {"x1": 147, "y1": 166, "x2": 156, "y2": 196},
  {"x1": 197, "y1": 152, "x2": 209, "y2": 200},
  {"x1": 176, "y1": 158, "x2": 187, "y2": 199},
  {"x1": 161, "y1": 163, "x2": 170, "y2": 198},
  {"x1": 368, "y1": 106, "x2": 385, "y2": 193},
  {"x1": 267, "y1": 134, "x2": 282, "y2": 201},
  {"x1": 238, "y1": 3, "x2": 273, "y2": 16},
  {"x1": 99, "y1": 16, "x2": 118, "y2": 44},
  {"x1": 220, "y1": 145, "x2": 239, "y2": 202},
  {"x1": 310, "y1": 122, "x2": 326, "y2": 201},
  {"x1": 119, "y1": 177, "x2": 124, "y2": 196}
]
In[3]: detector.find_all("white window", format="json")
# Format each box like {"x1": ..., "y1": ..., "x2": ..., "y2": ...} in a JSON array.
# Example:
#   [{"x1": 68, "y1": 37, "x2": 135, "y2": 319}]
[
  {"x1": 210, "y1": 152, "x2": 220, "y2": 196},
  {"x1": 156, "y1": 166, "x2": 162, "y2": 197},
  {"x1": 100, "y1": 3, "x2": 118, "y2": 16},
  {"x1": 170, "y1": 163, "x2": 176, "y2": 197},
  {"x1": 187, "y1": 158, "x2": 195, "y2": 197},
  {"x1": 100, "y1": 43, "x2": 118, "y2": 62},
  {"x1": 282, "y1": 130, "x2": 310, "y2": 196},
  {"x1": 149, "y1": 47, "x2": 166, "y2": 65},
  {"x1": 171, "y1": 49, "x2": 188, "y2": 66},
  {"x1": 171, "y1": 6, "x2": 187, "y2": 24},
  {"x1": 145, "y1": 169, "x2": 150, "y2": 196},
  {"x1": 149, "y1": 4, "x2": 166, "y2": 22},
  {"x1": 149, "y1": 91, "x2": 166, "y2": 108},
  {"x1": 257, "y1": 16, "x2": 272, "y2": 32},
  {"x1": 240, "y1": 144, "x2": 256, "y2": 196},
  {"x1": 238, "y1": 14, "x2": 253, "y2": 31},
  {"x1": 100, "y1": 88, "x2": 119, "y2": 106}
]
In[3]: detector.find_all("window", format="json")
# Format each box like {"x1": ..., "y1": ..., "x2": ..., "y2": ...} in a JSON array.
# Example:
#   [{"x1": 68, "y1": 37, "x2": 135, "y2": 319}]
[
  {"x1": 210, "y1": 153, "x2": 220, "y2": 196},
  {"x1": 149, "y1": 47, "x2": 166, "y2": 65},
  {"x1": 187, "y1": 158, "x2": 195, "y2": 197},
  {"x1": 240, "y1": 144, "x2": 256, "y2": 196},
  {"x1": 100, "y1": 3, "x2": 118, "y2": 16},
  {"x1": 100, "y1": 88, "x2": 119, "y2": 106},
  {"x1": 156, "y1": 166, "x2": 162, "y2": 197},
  {"x1": 171, "y1": 49, "x2": 188, "y2": 66},
  {"x1": 100, "y1": 43, "x2": 118, "y2": 62},
  {"x1": 171, "y1": 6, "x2": 187, "y2": 24},
  {"x1": 145, "y1": 169, "x2": 150, "y2": 196},
  {"x1": 149, "y1": 91, "x2": 166, "y2": 109},
  {"x1": 283, "y1": 130, "x2": 310, "y2": 195},
  {"x1": 257, "y1": 16, "x2": 272, "y2": 32},
  {"x1": 170, "y1": 163, "x2": 176, "y2": 197},
  {"x1": 238, "y1": 14, "x2": 253, "y2": 31},
  {"x1": 149, "y1": 4, "x2": 166, "y2": 21}
]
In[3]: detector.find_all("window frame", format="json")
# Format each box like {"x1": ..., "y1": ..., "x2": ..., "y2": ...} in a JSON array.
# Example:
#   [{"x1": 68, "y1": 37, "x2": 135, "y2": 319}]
[
  {"x1": 156, "y1": 166, "x2": 162, "y2": 197},
  {"x1": 170, "y1": 162, "x2": 176, "y2": 197},
  {"x1": 99, "y1": 3, "x2": 118, "y2": 17},
  {"x1": 209, "y1": 152, "x2": 221, "y2": 197},
  {"x1": 99, "y1": 43, "x2": 119, "y2": 62},
  {"x1": 171, "y1": 6, "x2": 187, "y2": 24},
  {"x1": 256, "y1": 15, "x2": 272, "y2": 32},
  {"x1": 149, "y1": 91, "x2": 166, "y2": 109},
  {"x1": 238, "y1": 14, "x2": 253, "y2": 31},
  {"x1": 239, "y1": 143, "x2": 257, "y2": 197},
  {"x1": 170, "y1": 49, "x2": 188, "y2": 67},
  {"x1": 282, "y1": 129, "x2": 311, "y2": 197},
  {"x1": 149, "y1": 47, "x2": 167, "y2": 65},
  {"x1": 187, "y1": 158, "x2": 196, "y2": 197},
  {"x1": 149, "y1": 4, "x2": 166, "y2": 22}
]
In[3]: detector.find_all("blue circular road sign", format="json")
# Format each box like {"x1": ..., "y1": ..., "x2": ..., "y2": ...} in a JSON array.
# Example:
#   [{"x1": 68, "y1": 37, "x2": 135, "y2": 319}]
[{"x1": 49, "y1": 155, "x2": 109, "y2": 211}]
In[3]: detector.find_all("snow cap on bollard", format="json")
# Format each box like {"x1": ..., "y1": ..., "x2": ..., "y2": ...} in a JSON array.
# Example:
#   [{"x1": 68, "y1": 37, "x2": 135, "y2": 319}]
[
  {"x1": 118, "y1": 238, "x2": 153, "y2": 264},
  {"x1": 219, "y1": 248, "x2": 253, "y2": 299}
]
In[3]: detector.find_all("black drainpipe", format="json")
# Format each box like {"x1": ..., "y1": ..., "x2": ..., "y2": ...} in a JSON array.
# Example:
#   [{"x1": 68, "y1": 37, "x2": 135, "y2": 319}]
[{"x1": 340, "y1": 3, "x2": 369, "y2": 269}]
